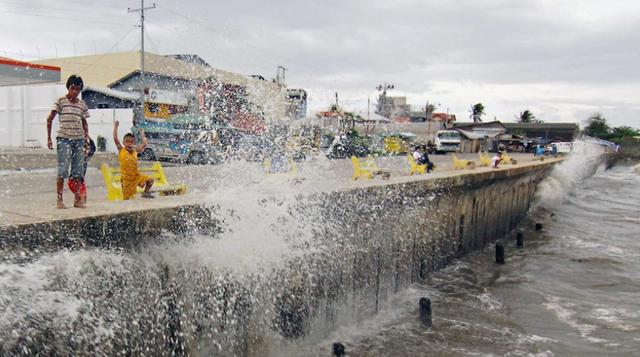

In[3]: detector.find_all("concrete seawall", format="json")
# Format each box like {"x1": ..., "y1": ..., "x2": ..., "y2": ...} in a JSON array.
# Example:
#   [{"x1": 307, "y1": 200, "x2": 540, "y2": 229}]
[
  {"x1": 0, "y1": 159, "x2": 558, "y2": 356},
  {"x1": 275, "y1": 159, "x2": 552, "y2": 343}
]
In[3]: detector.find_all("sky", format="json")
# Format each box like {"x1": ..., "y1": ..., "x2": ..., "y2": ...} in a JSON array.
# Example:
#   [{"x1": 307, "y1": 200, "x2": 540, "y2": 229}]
[{"x1": 2, "y1": 0, "x2": 640, "y2": 127}]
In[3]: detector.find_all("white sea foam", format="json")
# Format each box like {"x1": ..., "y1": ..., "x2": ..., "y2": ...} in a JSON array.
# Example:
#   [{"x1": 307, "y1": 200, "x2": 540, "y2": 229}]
[
  {"x1": 0, "y1": 250, "x2": 127, "y2": 332},
  {"x1": 148, "y1": 175, "x2": 322, "y2": 275},
  {"x1": 591, "y1": 307, "x2": 638, "y2": 332},
  {"x1": 533, "y1": 139, "x2": 606, "y2": 209},
  {"x1": 543, "y1": 296, "x2": 608, "y2": 343}
]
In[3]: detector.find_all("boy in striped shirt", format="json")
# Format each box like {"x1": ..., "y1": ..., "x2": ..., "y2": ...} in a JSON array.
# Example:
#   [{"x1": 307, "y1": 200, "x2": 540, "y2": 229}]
[{"x1": 46, "y1": 75, "x2": 90, "y2": 209}]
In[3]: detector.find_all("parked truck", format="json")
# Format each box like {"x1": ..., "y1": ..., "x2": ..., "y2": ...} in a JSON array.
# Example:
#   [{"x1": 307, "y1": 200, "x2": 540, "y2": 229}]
[{"x1": 434, "y1": 130, "x2": 461, "y2": 153}]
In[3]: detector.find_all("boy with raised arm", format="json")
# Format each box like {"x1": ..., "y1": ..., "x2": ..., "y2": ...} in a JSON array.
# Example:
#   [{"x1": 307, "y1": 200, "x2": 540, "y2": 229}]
[{"x1": 113, "y1": 120, "x2": 154, "y2": 199}]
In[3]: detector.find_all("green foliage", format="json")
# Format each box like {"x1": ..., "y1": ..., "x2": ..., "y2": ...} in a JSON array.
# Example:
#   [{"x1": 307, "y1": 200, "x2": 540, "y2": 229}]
[
  {"x1": 517, "y1": 110, "x2": 535, "y2": 123},
  {"x1": 584, "y1": 113, "x2": 610, "y2": 138},
  {"x1": 346, "y1": 129, "x2": 369, "y2": 148},
  {"x1": 584, "y1": 113, "x2": 639, "y2": 143},
  {"x1": 611, "y1": 126, "x2": 640, "y2": 142},
  {"x1": 469, "y1": 103, "x2": 485, "y2": 123}
]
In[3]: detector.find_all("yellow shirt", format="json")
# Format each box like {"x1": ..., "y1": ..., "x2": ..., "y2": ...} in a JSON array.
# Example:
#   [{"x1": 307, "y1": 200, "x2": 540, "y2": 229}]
[
  {"x1": 118, "y1": 148, "x2": 149, "y2": 199},
  {"x1": 119, "y1": 148, "x2": 139, "y2": 179}
]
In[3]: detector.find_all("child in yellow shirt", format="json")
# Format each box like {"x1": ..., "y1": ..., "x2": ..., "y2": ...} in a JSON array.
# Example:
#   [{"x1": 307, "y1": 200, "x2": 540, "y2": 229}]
[{"x1": 113, "y1": 120, "x2": 154, "y2": 199}]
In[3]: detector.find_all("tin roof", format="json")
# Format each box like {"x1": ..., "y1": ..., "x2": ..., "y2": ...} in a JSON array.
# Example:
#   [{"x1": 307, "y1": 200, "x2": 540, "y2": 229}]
[
  {"x1": 0, "y1": 57, "x2": 61, "y2": 86},
  {"x1": 32, "y1": 51, "x2": 276, "y2": 90}
]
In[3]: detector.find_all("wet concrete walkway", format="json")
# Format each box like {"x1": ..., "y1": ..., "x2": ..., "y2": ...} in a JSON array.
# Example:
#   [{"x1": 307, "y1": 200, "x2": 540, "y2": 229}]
[{"x1": 0, "y1": 152, "x2": 559, "y2": 228}]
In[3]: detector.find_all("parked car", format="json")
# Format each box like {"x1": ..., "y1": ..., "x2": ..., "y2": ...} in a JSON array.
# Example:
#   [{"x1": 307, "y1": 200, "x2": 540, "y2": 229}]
[{"x1": 138, "y1": 128, "x2": 224, "y2": 165}]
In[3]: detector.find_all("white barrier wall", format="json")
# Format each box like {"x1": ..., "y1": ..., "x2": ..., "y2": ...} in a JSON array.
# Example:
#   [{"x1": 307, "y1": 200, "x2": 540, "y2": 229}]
[
  {"x1": 0, "y1": 83, "x2": 66, "y2": 147},
  {"x1": 87, "y1": 108, "x2": 134, "y2": 153},
  {"x1": 0, "y1": 83, "x2": 133, "y2": 152}
]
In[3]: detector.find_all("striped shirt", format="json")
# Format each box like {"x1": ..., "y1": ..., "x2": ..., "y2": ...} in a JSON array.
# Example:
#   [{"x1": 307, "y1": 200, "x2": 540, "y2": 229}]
[{"x1": 52, "y1": 96, "x2": 89, "y2": 139}]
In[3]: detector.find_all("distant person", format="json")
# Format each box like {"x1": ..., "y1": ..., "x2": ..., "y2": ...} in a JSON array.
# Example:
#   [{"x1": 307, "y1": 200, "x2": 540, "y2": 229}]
[
  {"x1": 534, "y1": 144, "x2": 545, "y2": 158},
  {"x1": 46, "y1": 75, "x2": 90, "y2": 209},
  {"x1": 113, "y1": 120, "x2": 154, "y2": 199},
  {"x1": 551, "y1": 144, "x2": 558, "y2": 157},
  {"x1": 491, "y1": 151, "x2": 503, "y2": 168},
  {"x1": 68, "y1": 137, "x2": 96, "y2": 205}
]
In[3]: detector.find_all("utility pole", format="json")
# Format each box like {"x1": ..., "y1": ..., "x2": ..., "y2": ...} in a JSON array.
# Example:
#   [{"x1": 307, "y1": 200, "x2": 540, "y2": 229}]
[
  {"x1": 425, "y1": 101, "x2": 431, "y2": 139},
  {"x1": 128, "y1": 0, "x2": 156, "y2": 117}
]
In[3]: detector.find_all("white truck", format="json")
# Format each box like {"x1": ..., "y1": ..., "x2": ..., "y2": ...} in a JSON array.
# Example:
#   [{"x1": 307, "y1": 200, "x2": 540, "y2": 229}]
[{"x1": 434, "y1": 130, "x2": 461, "y2": 153}]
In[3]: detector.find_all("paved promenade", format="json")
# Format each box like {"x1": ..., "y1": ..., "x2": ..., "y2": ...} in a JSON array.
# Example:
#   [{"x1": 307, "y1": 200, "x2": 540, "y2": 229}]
[{"x1": 0, "y1": 150, "x2": 556, "y2": 228}]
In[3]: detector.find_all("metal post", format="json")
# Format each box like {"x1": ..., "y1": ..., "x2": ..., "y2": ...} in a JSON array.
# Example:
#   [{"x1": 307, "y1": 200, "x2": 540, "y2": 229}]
[
  {"x1": 517, "y1": 232, "x2": 524, "y2": 247},
  {"x1": 332, "y1": 342, "x2": 345, "y2": 356},
  {"x1": 128, "y1": 1, "x2": 156, "y2": 117},
  {"x1": 426, "y1": 101, "x2": 432, "y2": 138},
  {"x1": 419, "y1": 297, "x2": 432, "y2": 327},
  {"x1": 495, "y1": 243, "x2": 505, "y2": 264}
]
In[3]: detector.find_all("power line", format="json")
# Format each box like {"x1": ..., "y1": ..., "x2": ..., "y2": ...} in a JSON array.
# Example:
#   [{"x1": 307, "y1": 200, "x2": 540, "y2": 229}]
[
  {"x1": 0, "y1": 9, "x2": 133, "y2": 26},
  {"x1": 29, "y1": 0, "x2": 125, "y2": 11},
  {"x1": 77, "y1": 26, "x2": 138, "y2": 73},
  {"x1": 154, "y1": 6, "x2": 294, "y2": 77},
  {"x1": 0, "y1": 0, "x2": 124, "y2": 18},
  {"x1": 144, "y1": 27, "x2": 160, "y2": 54}
]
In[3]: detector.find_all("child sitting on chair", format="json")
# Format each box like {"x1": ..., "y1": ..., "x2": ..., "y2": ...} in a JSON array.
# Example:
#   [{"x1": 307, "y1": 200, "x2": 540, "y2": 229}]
[
  {"x1": 491, "y1": 151, "x2": 503, "y2": 168},
  {"x1": 413, "y1": 145, "x2": 434, "y2": 172},
  {"x1": 113, "y1": 120, "x2": 154, "y2": 199}
]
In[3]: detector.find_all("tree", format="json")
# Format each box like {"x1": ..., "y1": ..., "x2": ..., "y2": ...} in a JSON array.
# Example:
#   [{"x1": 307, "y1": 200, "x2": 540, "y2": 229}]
[
  {"x1": 583, "y1": 112, "x2": 611, "y2": 139},
  {"x1": 610, "y1": 126, "x2": 640, "y2": 143},
  {"x1": 469, "y1": 103, "x2": 485, "y2": 123},
  {"x1": 516, "y1": 110, "x2": 535, "y2": 123}
]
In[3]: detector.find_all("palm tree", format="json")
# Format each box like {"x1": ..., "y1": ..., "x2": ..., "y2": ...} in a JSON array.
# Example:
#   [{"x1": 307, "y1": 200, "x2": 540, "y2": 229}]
[
  {"x1": 516, "y1": 110, "x2": 535, "y2": 123},
  {"x1": 469, "y1": 103, "x2": 485, "y2": 123}
]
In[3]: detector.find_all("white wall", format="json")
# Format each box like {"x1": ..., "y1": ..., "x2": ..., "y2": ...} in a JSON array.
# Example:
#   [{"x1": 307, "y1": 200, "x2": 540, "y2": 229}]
[
  {"x1": 0, "y1": 83, "x2": 133, "y2": 152},
  {"x1": 0, "y1": 83, "x2": 66, "y2": 147},
  {"x1": 87, "y1": 108, "x2": 134, "y2": 153}
]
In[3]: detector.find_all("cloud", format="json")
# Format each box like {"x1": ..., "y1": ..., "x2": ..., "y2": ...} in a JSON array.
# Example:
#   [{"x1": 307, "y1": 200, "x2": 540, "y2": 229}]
[{"x1": 2, "y1": 0, "x2": 639, "y2": 127}]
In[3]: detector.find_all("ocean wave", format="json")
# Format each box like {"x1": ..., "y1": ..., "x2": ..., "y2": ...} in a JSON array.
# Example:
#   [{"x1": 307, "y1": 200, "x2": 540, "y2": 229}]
[
  {"x1": 543, "y1": 296, "x2": 602, "y2": 342},
  {"x1": 590, "y1": 307, "x2": 638, "y2": 332}
]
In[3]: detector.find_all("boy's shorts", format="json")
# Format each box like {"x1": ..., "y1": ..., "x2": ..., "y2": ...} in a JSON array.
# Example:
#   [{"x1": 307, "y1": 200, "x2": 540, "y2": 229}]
[
  {"x1": 57, "y1": 137, "x2": 85, "y2": 179},
  {"x1": 122, "y1": 174, "x2": 151, "y2": 200}
]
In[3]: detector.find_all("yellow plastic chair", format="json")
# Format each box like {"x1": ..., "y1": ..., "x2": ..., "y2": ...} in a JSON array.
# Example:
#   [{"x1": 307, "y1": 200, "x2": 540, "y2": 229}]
[
  {"x1": 478, "y1": 152, "x2": 491, "y2": 167},
  {"x1": 500, "y1": 152, "x2": 517, "y2": 165},
  {"x1": 101, "y1": 162, "x2": 187, "y2": 201},
  {"x1": 452, "y1": 154, "x2": 476, "y2": 170},
  {"x1": 407, "y1": 154, "x2": 427, "y2": 175},
  {"x1": 351, "y1": 156, "x2": 374, "y2": 180}
]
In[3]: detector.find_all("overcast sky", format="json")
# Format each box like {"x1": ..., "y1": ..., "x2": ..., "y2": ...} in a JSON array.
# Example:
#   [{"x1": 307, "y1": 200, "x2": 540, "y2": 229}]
[{"x1": 2, "y1": 0, "x2": 639, "y2": 127}]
